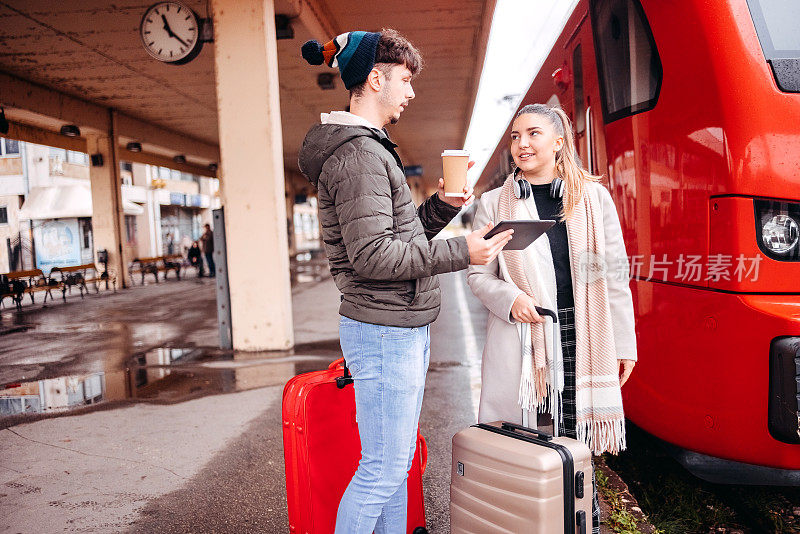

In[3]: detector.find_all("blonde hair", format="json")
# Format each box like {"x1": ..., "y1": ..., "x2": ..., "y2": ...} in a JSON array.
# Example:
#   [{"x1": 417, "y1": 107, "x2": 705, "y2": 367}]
[{"x1": 513, "y1": 104, "x2": 600, "y2": 219}]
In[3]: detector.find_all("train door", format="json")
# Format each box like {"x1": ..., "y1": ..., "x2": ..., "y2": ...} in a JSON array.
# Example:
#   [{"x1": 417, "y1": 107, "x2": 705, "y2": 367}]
[
  {"x1": 586, "y1": 0, "x2": 663, "y2": 264},
  {"x1": 565, "y1": 11, "x2": 607, "y2": 181}
]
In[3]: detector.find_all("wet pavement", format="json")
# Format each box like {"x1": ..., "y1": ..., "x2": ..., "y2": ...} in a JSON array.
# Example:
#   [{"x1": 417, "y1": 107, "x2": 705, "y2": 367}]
[{"x1": 0, "y1": 254, "x2": 647, "y2": 533}]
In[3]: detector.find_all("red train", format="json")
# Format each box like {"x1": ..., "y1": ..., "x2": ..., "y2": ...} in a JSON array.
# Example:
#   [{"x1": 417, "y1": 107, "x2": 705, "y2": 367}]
[{"x1": 475, "y1": 0, "x2": 800, "y2": 484}]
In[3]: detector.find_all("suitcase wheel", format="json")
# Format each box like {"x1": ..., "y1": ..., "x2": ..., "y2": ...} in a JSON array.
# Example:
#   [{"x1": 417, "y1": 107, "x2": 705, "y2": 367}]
[{"x1": 412, "y1": 528, "x2": 428, "y2": 534}]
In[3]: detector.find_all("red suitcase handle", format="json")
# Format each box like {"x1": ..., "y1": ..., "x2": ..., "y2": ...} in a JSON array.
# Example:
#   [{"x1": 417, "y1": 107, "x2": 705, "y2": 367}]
[
  {"x1": 418, "y1": 434, "x2": 428, "y2": 474},
  {"x1": 329, "y1": 358, "x2": 353, "y2": 388}
]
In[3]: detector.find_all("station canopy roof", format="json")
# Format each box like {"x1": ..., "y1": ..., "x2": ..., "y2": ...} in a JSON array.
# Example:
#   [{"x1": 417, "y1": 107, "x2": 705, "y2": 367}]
[
  {"x1": 19, "y1": 185, "x2": 144, "y2": 220},
  {"x1": 0, "y1": 0, "x2": 495, "y2": 192}
]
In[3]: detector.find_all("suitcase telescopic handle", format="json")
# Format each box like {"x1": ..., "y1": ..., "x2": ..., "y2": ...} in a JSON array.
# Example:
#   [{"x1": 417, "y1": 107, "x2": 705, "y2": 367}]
[
  {"x1": 501, "y1": 421, "x2": 553, "y2": 442},
  {"x1": 534, "y1": 306, "x2": 557, "y2": 322},
  {"x1": 520, "y1": 306, "x2": 558, "y2": 435}
]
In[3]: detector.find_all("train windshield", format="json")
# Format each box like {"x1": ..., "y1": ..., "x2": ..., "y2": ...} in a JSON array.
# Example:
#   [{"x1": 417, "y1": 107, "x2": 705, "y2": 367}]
[{"x1": 746, "y1": 0, "x2": 800, "y2": 59}]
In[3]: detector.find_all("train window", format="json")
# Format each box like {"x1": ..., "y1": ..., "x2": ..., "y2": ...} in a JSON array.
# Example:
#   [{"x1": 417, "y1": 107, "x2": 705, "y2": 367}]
[
  {"x1": 590, "y1": 0, "x2": 662, "y2": 123},
  {"x1": 573, "y1": 45, "x2": 585, "y2": 134},
  {"x1": 746, "y1": 0, "x2": 800, "y2": 92},
  {"x1": 746, "y1": 0, "x2": 800, "y2": 60}
]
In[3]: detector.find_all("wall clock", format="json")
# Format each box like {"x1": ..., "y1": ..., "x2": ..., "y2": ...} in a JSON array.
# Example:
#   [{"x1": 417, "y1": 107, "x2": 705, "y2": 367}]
[{"x1": 140, "y1": 2, "x2": 203, "y2": 65}]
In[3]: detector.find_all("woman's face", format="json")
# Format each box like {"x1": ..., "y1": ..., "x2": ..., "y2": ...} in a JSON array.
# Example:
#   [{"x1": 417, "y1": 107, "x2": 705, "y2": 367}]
[{"x1": 510, "y1": 113, "x2": 564, "y2": 177}]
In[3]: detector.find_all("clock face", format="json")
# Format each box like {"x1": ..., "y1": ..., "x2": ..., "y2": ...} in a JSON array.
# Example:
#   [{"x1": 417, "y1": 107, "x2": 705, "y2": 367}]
[{"x1": 140, "y1": 2, "x2": 202, "y2": 64}]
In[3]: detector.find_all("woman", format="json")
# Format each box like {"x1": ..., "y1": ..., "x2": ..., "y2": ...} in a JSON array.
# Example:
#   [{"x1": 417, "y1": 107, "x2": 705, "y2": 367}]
[
  {"x1": 188, "y1": 240, "x2": 204, "y2": 277},
  {"x1": 467, "y1": 104, "x2": 637, "y2": 533}
]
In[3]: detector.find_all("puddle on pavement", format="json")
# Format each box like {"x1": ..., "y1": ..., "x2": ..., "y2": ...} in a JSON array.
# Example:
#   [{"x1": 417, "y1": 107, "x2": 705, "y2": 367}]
[
  {"x1": 0, "y1": 345, "x2": 343, "y2": 429},
  {"x1": 0, "y1": 324, "x2": 32, "y2": 336},
  {"x1": 428, "y1": 360, "x2": 468, "y2": 371}
]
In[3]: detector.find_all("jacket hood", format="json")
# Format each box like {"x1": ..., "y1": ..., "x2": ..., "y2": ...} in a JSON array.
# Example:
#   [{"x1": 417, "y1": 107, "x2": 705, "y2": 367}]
[{"x1": 298, "y1": 117, "x2": 384, "y2": 188}]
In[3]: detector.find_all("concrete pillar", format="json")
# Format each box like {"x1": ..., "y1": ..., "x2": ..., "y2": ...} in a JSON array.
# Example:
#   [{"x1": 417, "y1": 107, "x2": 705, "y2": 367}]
[
  {"x1": 199, "y1": 177, "x2": 216, "y2": 228},
  {"x1": 285, "y1": 174, "x2": 297, "y2": 257},
  {"x1": 212, "y1": 0, "x2": 293, "y2": 350},
  {"x1": 130, "y1": 163, "x2": 154, "y2": 257},
  {"x1": 87, "y1": 119, "x2": 130, "y2": 287}
]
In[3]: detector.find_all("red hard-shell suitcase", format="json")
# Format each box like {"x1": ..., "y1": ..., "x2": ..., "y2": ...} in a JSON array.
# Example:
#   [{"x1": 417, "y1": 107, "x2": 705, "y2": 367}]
[{"x1": 282, "y1": 358, "x2": 428, "y2": 534}]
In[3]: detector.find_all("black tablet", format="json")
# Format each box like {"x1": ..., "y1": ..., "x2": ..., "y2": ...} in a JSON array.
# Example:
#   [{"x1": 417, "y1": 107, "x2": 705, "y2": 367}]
[{"x1": 483, "y1": 220, "x2": 556, "y2": 250}]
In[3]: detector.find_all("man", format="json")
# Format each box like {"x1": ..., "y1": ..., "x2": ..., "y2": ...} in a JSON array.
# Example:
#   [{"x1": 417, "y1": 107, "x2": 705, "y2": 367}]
[
  {"x1": 200, "y1": 223, "x2": 215, "y2": 278},
  {"x1": 298, "y1": 29, "x2": 513, "y2": 533}
]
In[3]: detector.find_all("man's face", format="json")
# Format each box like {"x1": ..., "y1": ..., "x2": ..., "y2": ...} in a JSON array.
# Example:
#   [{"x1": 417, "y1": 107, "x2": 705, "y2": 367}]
[{"x1": 378, "y1": 64, "x2": 415, "y2": 125}]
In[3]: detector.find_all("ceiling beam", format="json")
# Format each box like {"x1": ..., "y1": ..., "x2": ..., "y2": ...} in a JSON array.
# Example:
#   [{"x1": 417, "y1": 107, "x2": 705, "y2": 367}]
[
  {"x1": 115, "y1": 114, "x2": 219, "y2": 164},
  {"x1": 6, "y1": 120, "x2": 88, "y2": 153},
  {"x1": 118, "y1": 146, "x2": 217, "y2": 178},
  {"x1": 0, "y1": 71, "x2": 220, "y2": 164},
  {"x1": 1, "y1": 72, "x2": 108, "y2": 132},
  {"x1": 275, "y1": 0, "x2": 339, "y2": 42}
]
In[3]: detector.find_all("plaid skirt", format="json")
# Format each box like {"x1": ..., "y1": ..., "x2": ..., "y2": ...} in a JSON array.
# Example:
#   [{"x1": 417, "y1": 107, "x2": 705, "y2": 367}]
[{"x1": 557, "y1": 307, "x2": 601, "y2": 534}]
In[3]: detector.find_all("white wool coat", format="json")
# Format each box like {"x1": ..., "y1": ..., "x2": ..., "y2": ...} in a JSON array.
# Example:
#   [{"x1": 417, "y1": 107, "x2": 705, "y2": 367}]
[{"x1": 467, "y1": 181, "x2": 637, "y2": 425}]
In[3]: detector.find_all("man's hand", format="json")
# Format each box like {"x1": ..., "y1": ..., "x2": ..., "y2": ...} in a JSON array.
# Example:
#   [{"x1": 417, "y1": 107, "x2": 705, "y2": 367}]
[
  {"x1": 511, "y1": 293, "x2": 545, "y2": 323},
  {"x1": 437, "y1": 179, "x2": 475, "y2": 208},
  {"x1": 619, "y1": 359, "x2": 636, "y2": 387},
  {"x1": 466, "y1": 223, "x2": 513, "y2": 265},
  {"x1": 437, "y1": 160, "x2": 476, "y2": 208}
]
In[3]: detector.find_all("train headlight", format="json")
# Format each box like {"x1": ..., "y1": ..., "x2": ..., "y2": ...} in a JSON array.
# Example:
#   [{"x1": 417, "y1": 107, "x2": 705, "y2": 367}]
[
  {"x1": 755, "y1": 200, "x2": 800, "y2": 261},
  {"x1": 762, "y1": 215, "x2": 799, "y2": 254}
]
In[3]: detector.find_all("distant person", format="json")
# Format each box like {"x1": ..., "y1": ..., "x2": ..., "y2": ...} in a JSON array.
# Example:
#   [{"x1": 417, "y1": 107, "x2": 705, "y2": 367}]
[
  {"x1": 200, "y1": 224, "x2": 215, "y2": 278},
  {"x1": 298, "y1": 28, "x2": 513, "y2": 533},
  {"x1": 165, "y1": 232, "x2": 175, "y2": 255},
  {"x1": 188, "y1": 241, "x2": 204, "y2": 277},
  {"x1": 467, "y1": 104, "x2": 638, "y2": 534},
  {"x1": 180, "y1": 234, "x2": 192, "y2": 259},
  {"x1": 460, "y1": 202, "x2": 477, "y2": 229}
]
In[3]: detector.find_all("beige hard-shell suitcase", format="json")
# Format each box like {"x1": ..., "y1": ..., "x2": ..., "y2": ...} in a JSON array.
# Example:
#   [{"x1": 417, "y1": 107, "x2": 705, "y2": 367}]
[{"x1": 450, "y1": 307, "x2": 593, "y2": 533}]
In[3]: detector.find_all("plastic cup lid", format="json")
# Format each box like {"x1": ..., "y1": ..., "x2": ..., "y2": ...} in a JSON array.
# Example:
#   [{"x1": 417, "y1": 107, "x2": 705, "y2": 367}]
[{"x1": 441, "y1": 149, "x2": 469, "y2": 157}]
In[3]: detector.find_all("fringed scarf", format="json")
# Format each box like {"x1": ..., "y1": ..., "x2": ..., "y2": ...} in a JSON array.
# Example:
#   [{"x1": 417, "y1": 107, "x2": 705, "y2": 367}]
[{"x1": 498, "y1": 175, "x2": 626, "y2": 454}]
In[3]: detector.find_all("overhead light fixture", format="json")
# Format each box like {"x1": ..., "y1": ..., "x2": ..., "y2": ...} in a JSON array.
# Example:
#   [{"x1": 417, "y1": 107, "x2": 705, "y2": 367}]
[
  {"x1": 0, "y1": 108, "x2": 9, "y2": 135},
  {"x1": 173, "y1": 155, "x2": 187, "y2": 164},
  {"x1": 126, "y1": 142, "x2": 142, "y2": 152},
  {"x1": 208, "y1": 163, "x2": 218, "y2": 172},
  {"x1": 275, "y1": 15, "x2": 294, "y2": 40},
  {"x1": 60, "y1": 124, "x2": 80, "y2": 137},
  {"x1": 317, "y1": 73, "x2": 335, "y2": 90}
]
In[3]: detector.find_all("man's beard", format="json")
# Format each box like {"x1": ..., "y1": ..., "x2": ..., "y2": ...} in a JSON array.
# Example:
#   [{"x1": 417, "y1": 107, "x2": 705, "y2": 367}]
[{"x1": 379, "y1": 87, "x2": 403, "y2": 125}]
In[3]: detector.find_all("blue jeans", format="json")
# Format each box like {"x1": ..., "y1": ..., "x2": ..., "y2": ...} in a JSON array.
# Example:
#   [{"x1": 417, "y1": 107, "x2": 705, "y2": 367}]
[{"x1": 335, "y1": 316, "x2": 430, "y2": 534}]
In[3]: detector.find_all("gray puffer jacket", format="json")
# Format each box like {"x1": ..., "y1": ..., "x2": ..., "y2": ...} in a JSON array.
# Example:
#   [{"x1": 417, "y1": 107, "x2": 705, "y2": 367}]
[{"x1": 298, "y1": 120, "x2": 469, "y2": 327}]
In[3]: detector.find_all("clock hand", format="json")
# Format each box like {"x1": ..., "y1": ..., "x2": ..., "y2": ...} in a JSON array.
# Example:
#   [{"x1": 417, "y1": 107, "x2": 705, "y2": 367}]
[
  {"x1": 172, "y1": 34, "x2": 189, "y2": 48},
  {"x1": 161, "y1": 14, "x2": 189, "y2": 48},
  {"x1": 161, "y1": 14, "x2": 176, "y2": 37}
]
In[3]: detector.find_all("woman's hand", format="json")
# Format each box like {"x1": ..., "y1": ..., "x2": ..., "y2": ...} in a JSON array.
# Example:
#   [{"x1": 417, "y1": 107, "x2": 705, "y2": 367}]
[
  {"x1": 511, "y1": 293, "x2": 545, "y2": 323},
  {"x1": 618, "y1": 359, "x2": 636, "y2": 387}
]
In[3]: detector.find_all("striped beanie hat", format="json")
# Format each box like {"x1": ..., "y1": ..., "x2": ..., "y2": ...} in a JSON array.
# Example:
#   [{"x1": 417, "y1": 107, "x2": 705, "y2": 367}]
[{"x1": 301, "y1": 31, "x2": 381, "y2": 89}]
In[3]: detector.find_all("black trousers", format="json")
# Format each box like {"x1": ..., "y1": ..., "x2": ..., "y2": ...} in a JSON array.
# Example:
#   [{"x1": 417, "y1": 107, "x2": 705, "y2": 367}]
[
  {"x1": 204, "y1": 252, "x2": 215, "y2": 277},
  {"x1": 557, "y1": 306, "x2": 601, "y2": 534}
]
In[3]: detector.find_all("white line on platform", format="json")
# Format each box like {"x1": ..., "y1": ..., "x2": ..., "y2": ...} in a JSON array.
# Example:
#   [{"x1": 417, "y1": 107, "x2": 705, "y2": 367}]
[{"x1": 452, "y1": 272, "x2": 482, "y2": 420}]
